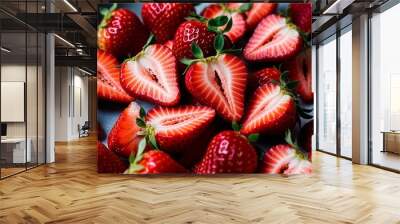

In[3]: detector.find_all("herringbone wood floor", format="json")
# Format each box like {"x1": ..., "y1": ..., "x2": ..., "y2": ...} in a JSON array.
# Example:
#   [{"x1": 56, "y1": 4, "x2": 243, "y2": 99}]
[{"x1": 1, "y1": 136, "x2": 400, "y2": 224}]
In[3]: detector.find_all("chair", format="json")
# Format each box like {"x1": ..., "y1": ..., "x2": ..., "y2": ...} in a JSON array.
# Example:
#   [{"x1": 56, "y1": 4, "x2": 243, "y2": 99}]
[{"x1": 78, "y1": 121, "x2": 90, "y2": 138}]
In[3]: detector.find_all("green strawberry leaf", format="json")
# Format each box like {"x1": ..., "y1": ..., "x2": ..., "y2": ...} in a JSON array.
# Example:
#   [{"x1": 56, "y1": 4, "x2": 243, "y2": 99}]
[
  {"x1": 129, "y1": 152, "x2": 135, "y2": 164},
  {"x1": 139, "y1": 107, "x2": 146, "y2": 119},
  {"x1": 286, "y1": 80, "x2": 299, "y2": 90},
  {"x1": 248, "y1": 133, "x2": 260, "y2": 143},
  {"x1": 143, "y1": 33, "x2": 155, "y2": 50},
  {"x1": 134, "y1": 138, "x2": 147, "y2": 164},
  {"x1": 232, "y1": 121, "x2": 241, "y2": 131},
  {"x1": 207, "y1": 26, "x2": 220, "y2": 33},
  {"x1": 100, "y1": 8, "x2": 109, "y2": 16},
  {"x1": 238, "y1": 3, "x2": 252, "y2": 13},
  {"x1": 208, "y1": 15, "x2": 229, "y2": 27},
  {"x1": 223, "y1": 17, "x2": 233, "y2": 33},
  {"x1": 136, "y1": 117, "x2": 146, "y2": 128},
  {"x1": 180, "y1": 58, "x2": 195, "y2": 66},
  {"x1": 191, "y1": 42, "x2": 204, "y2": 59},
  {"x1": 220, "y1": 48, "x2": 242, "y2": 54},
  {"x1": 148, "y1": 134, "x2": 159, "y2": 149},
  {"x1": 214, "y1": 34, "x2": 224, "y2": 53}
]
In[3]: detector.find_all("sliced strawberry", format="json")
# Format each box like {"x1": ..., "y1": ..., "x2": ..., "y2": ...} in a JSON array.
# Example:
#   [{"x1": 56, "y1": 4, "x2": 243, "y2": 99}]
[
  {"x1": 146, "y1": 105, "x2": 216, "y2": 152},
  {"x1": 164, "y1": 40, "x2": 174, "y2": 50},
  {"x1": 261, "y1": 132, "x2": 312, "y2": 175},
  {"x1": 248, "y1": 67, "x2": 281, "y2": 92},
  {"x1": 97, "y1": 50, "x2": 133, "y2": 104},
  {"x1": 185, "y1": 54, "x2": 247, "y2": 122},
  {"x1": 121, "y1": 44, "x2": 180, "y2": 106},
  {"x1": 108, "y1": 102, "x2": 143, "y2": 158},
  {"x1": 244, "y1": 14, "x2": 302, "y2": 62},
  {"x1": 97, "y1": 142, "x2": 128, "y2": 173},
  {"x1": 142, "y1": 3, "x2": 195, "y2": 43},
  {"x1": 125, "y1": 150, "x2": 187, "y2": 174},
  {"x1": 202, "y1": 4, "x2": 246, "y2": 43},
  {"x1": 285, "y1": 49, "x2": 313, "y2": 103},
  {"x1": 289, "y1": 3, "x2": 312, "y2": 33},
  {"x1": 241, "y1": 83, "x2": 297, "y2": 135},
  {"x1": 194, "y1": 130, "x2": 258, "y2": 174},
  {"x1": 227, "y1": 3, "x2": 277, "y2": 29},
  {"x1": 300, "y1": 120, "x2": 313, "y2": 161}
]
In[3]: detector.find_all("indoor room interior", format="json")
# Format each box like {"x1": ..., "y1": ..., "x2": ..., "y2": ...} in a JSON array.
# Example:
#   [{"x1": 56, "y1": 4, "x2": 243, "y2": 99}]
[{"x1": 0, "y1": 0, "x2": 400, "y2": 223}]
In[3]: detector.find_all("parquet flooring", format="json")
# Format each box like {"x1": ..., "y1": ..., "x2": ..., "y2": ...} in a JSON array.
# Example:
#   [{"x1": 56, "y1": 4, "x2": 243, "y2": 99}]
[{"x1": 1, "y1": 136, "x2": 400, "y2": 224}]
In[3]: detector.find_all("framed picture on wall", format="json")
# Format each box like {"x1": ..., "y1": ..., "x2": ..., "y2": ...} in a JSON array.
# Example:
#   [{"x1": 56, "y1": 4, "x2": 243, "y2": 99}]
[{"x1": 96, "y1": 2, "x2": 313, "y2": 175}]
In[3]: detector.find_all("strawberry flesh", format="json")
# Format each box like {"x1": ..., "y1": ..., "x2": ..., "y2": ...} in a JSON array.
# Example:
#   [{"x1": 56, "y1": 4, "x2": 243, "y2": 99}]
[
  {"x1": 146, "y1": 105, "x2": 216, "y2": 152},
  {"x1": 185, "y1": 54, "x2": 247, "y2": 122},
  {"x1": 244, "y1": 14, "x2": 302, "y2": 62},
  {"x1": 97, "y1": 50, "x2": 134, "y2": 104},
  {"x1": 121, "y1": 44, "x2": 180, "y2": 106},
  {"x1": 241, "y1": 83, "x2": 296, "y2": 135}
]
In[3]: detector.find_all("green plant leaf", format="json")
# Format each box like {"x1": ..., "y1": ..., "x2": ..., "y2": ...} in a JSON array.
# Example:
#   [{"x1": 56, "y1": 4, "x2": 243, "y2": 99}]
[
  {"x1": 191, "y1": 42, "x2": 204, "y2": 59},
  {"x1": 142, "y1": 34, "x2": 155, "y2": 50},
  {"x1": 109, "y1": 3, "x2": 117, "y2": 12},
  {"x1": 248, "y1": 133, "x2": 260, "y2": 143},
  {"x1": 286, "y1": 80, "x2": 299, "y2": 89},
  {"x1": 129, "y1": 152, "x2": 135, "y2": 164},
  {"x1": 214, "y1": 34, "x2": 224, "y2": 53},
  {"x1": 208, "y1": 15, "x2": 229, "y2": 27},
  {"x1": 134, "y1": 138, "x2": 147, "y2": 164},
  {"x1": 231, "y1": 121, "x2": 241, "y2": 131},
  {"x1": 149, "y1": 134, "x2": 159, "y2": 149},
  {"x1": 223, "y1": 17, "x2": 233, "y2": 33},
  {"x1": 100, "y1": 8, "x2": 109, "y2": 16},
  {"x1": 139, "y1": 107, "x2": 146, "y2": 119},
  {"x1": 220, "y1": 48, "x2": 242, "y2": 54},
  {"x1": 180, "y1": 58, "x2": 194, "y2": 66},
  {"x1": 238, "y1": 3, "x2": 252, "y2": 13},
  {"x1": 284, "y1": 130, "x2": 293, "y2": 145},
  {"x1": 136, "y1": 118, "x2": 146, "y2": 128}
]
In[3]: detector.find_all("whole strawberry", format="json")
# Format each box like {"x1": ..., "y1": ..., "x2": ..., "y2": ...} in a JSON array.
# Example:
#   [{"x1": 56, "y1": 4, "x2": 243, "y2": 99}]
[
  {"x1": 97, "y1": 142, "x2": 128, "y2": 173},
  {"x1": 248, "y1": 66, "x2": 281, "y2": 92},
  {"x1": 142, "y1": 3, "x2": 194, "y2": 43},
  {"x1": 194, "y1": 125, "x2": 258, "y2": 174},
  {"x1": 289, "y1": 3, "x2": 312, "y2": 33},
  {"x1": 124, "y1": 139, "x2": 187, "y2": 174},
  {"x1": 98, "y1": 4, "x2": 149, "y2": 58}
]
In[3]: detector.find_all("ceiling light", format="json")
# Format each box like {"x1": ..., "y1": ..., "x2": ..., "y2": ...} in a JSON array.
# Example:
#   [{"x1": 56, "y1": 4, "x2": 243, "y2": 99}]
[
  {"x1": 54, "y1": 34, "x2": 75, "y2": 48},
  {"x1": 78, "y1": 67, "x2": 93, "y2": 76},
  {"x1": 1, "y1": 47, "x2": 11, "y2": 53},
  {"x1": 63, "y1": 0, "x2": 78, "y2": 12}
]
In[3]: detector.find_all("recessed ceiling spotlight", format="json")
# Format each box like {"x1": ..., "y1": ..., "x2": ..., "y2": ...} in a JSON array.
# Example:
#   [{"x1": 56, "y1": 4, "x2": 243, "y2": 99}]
[{"x1": 1, "y1": 47, "x2": 11, "y2": 53}]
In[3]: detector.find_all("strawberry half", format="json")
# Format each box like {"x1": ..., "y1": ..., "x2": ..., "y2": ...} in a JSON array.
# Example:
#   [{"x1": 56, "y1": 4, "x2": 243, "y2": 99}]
[
  {"x1": 125, "y1": 149, "x2": 187, "y2": 174},
  {"x1": 289, "y1": 3, "x2": 312, "y2": 33},
  {"x1": 202, "y1": 4, "x2": 246, "y2": 43},
  {"x1": 97, "y1": 50, "x2": 133, "y2": 104},
  {"x1": 98, "y1": 142, "x2": 128, "y2": 173},
  {"x1": 145, "y1": 105, "x2": 216, "y2": 153},
  {"x1": 285, "y1": 49, "x2": 313, "y2": 103},
  {"x1": 241, "y1": 75, "x2": 297, "y2": 135},
  {"x1": 108, "y1": 102, "x2": 143, "y2": 158},
  {"x1": 243, "y1": 14, "x2": 302, "y2": 62},
  {"x1": 227, "y1": 3, "x2": 277, "y2": 29},
  {"x1": 142, "y1": 3, "x2": 195, "y2": 44},
  {"x1": 98, "y1": 4, "x2": 149, "y2": 58},
  {"x1": 261, "y1": 131, "x2": 312, "y2": 175},
  {"x1": 185, "y1": 54, "x2": 247, "y2": 122},
  {"x1": 194, "y1": 130, "x2": 258, "y2": 174},
  {"x1": 121, "y1": 43, "x2": 180, "y2": 106}
]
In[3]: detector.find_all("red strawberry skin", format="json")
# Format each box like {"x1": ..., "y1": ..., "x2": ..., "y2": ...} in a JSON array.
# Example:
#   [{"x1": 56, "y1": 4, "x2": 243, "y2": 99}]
[
  {"x1": 185, "y1": 54, "x2": 247, "y2": 122},
  {"x1": 98, "y1": 8, "x2": 149, "y2": 58},
  {"x1": 98, "y1": 142, "x2": 128, "y2": 173},
  {"x1": 97, "y1": 50, "x2": 134, "y2": 104},
  {"x1": 244, "y1": 14, "x2": 302, "y2": 62},
  {"x1": 261, "y1": 144, "x2": 312, "y2": 175},
  {"x1": 241, "y1": 83, "x2": 297, "y2": 136},
  {"x1": 194, "y1": 130, "x2": 258, "y2": 174},
  {"x1": 137, "y1": 150, "x2": 187, "y2": 174},
  {"x1": 146, "y1": 105, "x2": 216, "y2": 153},
  {"x1": 142, "y1": 3, "x2": 195, "y2": 43},
  {"x1": 108, "y1": 102, "x2": 143, "y2": 158},
  {"x1": 120, "y1": 44, "x2": 180, "y2": 106},
  {"x1": 227, "y1": 3, "x2": 277, "y2": 29},
  {"x1": 289, "y1": 3, "x2": 312, "y2": 33},
  {"x1": 172, "y1": 20, "x2": 216, "y2": 62},
  {"x1": 164, "y1": 40, "x2": 174, "y2": 50},
  {"x1": 202, "y1": 4, "x2": 246, "y2": 43},
  {"x1": 248, "y1": 67, "x2": 281, "y2": 92},
  {"x1": 285, "y1": 49, "x2": 313, "y2": 103}
]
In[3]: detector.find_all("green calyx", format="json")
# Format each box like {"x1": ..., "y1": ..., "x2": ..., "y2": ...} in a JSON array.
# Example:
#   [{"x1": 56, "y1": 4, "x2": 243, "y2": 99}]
[
  {"x1": 98, "y1": 3, "x2": 117, "y2": 29},
  {"x1": 125, "y1": 138, "x2": 146, "y2": 174},
  {"x1": 284, "y1": 130, "x2": 308, "y2": 160},
  {"x1": 231, "y1": 121, "x2": 260, "y2": 143},
  {"x1": 218, "y1": 3, "x2": 252, "y2": 14}
]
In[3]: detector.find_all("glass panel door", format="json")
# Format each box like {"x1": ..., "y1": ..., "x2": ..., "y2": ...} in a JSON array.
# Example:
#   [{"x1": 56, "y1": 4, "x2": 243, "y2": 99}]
[{"x1": 317, "y1": 36, "x2": 337, "y2": 154}]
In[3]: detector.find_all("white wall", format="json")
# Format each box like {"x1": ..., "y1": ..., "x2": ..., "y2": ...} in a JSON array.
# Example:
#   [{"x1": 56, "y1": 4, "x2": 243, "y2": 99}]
[{"x1": 54, "y1": 67, "x2": 89, "y2": 141}]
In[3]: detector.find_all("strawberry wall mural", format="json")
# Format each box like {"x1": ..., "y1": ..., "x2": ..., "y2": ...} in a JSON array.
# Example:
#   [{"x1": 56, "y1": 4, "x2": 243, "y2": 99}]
[{"x1": 97, "y1": 2, "x2": 313, "y2": 175}]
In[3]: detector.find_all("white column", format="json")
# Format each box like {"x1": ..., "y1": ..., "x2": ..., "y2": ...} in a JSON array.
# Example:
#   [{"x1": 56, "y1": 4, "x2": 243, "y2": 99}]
[{"x1": 352, "y1": 14, "x2": 369, "y2": 164}]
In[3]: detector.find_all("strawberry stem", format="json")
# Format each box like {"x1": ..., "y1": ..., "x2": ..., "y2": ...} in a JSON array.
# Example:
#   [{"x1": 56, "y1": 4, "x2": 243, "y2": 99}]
[{"x1": 98, "y1": 3, "x2": 117, "y2": 29}]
